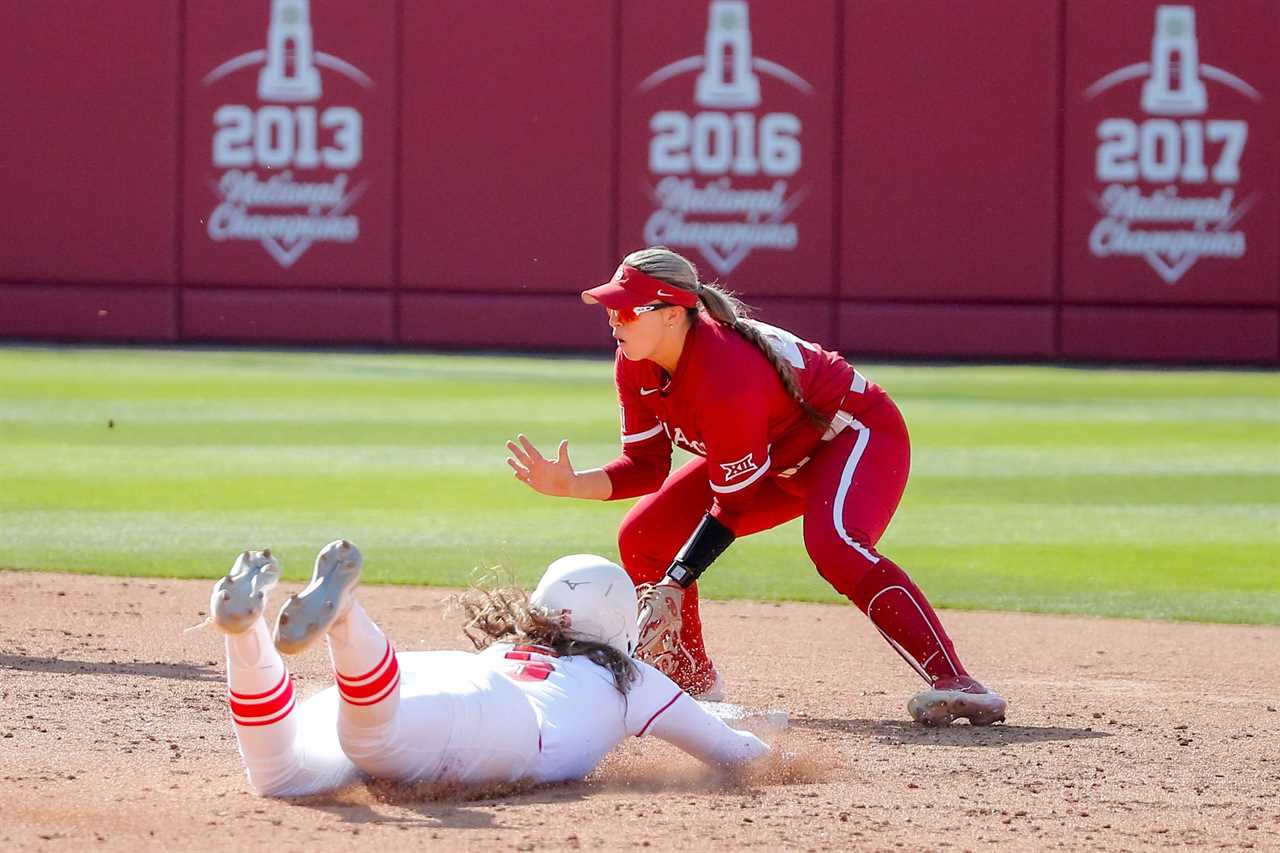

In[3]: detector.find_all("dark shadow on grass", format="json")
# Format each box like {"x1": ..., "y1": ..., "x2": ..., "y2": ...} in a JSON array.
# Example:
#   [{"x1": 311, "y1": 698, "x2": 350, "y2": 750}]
[
  {"x1": 0, "y1": 654, "x2": 223, "y2": 683},
  {"x1": 792, "y1": 716, "x2": 1111, "y2": 745}
]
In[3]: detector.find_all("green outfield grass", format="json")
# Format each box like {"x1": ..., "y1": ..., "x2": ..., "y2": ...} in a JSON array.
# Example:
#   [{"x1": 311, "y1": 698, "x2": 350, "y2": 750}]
[{"x1": 1, "y1": 345, "x2": 1277, "y2": 624}]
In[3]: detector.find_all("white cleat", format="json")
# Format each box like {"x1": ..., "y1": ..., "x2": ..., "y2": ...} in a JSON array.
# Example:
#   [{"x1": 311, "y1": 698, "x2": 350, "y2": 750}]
[
  {"x1": 273, "y1": 539, "x2": 363, "y2": 655},
  {"x1": 210, "y1": 549, "x2": 281, "y2": 634},
  {"x1": 908, "y1": 676, "x2": 1008, "y2": 727}
]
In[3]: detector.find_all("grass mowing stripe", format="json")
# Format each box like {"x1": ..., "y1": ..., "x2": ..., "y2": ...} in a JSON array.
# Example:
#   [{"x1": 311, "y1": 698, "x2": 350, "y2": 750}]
[{"x1": 0, "y1": 345, "x2": 1276, "y2": 625}]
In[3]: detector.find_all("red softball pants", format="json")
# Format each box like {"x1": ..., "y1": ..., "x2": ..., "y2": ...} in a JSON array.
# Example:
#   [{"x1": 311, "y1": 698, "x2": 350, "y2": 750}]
[{"x1": 618, "y1": 397, "x2": 968, "y2": 687}]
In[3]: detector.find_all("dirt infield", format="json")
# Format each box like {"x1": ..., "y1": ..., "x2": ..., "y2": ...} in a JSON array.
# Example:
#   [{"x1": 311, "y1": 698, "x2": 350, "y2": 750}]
[{"x1": 2, "y1": 571, "x2": 1277, "y2": 852}]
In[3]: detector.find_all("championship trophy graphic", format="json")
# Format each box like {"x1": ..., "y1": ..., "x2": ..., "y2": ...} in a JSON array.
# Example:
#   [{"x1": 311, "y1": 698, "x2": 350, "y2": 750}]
[
  {"x1": 635, "y1": 0, "x2": 814, "y2": 276},
  {"x1": 1141, "y1": 5, "x2": 1207, "y2": 116},
  {"x1": 200, "y1": 0, "x2": 375, "y2": 269},
  {"x1": 695, "y1": 1, "x2": 761, "y2": 109},
  {"x1": 258, "y1": 0, "x2": 322, "y2": 102},
  {"x1": 1081, "y1": 3, "x2": 1264, "y2": 286}
]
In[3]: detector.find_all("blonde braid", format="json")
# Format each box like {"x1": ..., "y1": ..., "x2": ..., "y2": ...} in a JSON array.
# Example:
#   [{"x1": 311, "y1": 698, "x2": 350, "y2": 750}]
[
  {"x1": 621, "y1": 246, "x2": 829, "y2": 429},
  {"x1": 726, "y1": 313, "x2": 829, "y2": 429}
]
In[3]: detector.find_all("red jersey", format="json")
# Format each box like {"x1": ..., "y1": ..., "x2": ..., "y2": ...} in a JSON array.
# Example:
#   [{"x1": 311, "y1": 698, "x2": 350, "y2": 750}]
[{"x1": 602, "y1": 313, "x2": 887, "y2": 532}]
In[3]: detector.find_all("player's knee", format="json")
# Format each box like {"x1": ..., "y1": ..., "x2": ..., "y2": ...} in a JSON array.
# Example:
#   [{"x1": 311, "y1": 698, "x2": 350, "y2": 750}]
[{"x1": 803, "y1": 520, "x2": 884, "y2": 600}]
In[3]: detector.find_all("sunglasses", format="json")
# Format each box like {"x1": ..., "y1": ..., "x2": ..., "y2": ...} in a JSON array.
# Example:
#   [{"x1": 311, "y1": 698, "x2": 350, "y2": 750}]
[{"x1": 607, "y1": 303, "x2": 672, "y2": 324}]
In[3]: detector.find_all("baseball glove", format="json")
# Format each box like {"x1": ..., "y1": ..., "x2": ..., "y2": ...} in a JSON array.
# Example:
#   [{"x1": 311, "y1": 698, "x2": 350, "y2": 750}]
[{"x1": 635, "y1": 582, "x2": 694, "y2": 677}]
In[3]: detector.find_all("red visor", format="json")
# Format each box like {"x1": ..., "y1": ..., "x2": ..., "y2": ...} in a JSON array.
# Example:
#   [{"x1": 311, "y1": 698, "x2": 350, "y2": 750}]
[{"x1": 581, "y1": 265, "x2": 700, "y2": 310}]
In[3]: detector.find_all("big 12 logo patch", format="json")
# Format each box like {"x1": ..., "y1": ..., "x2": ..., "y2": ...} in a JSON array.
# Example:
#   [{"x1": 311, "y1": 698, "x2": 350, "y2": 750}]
[
  {"x1": 1085, "y1": 4, "x2": 1262, "y2": 284},
  {"x1": 640, "y1": 0, "x2": 813, "y2": 276},
  {"x1": 202, "y1": 0, "x2": 373, "y2": 268}
]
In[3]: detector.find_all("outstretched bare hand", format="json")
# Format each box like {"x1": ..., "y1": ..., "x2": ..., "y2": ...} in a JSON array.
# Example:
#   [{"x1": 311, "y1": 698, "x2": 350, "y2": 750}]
[{"x1": 505, "y1": 434, "x2": 577, "y2": 497}]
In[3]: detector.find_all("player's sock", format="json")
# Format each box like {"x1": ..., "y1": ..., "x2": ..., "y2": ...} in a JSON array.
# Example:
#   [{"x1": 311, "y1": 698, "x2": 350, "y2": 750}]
[
  {"x1": 225, "y1": 617, "x2": 304, "y2": 794},
  {"x1": 850, "y1": 557, "x2": 969, "y2": 684},
  {"x1": 226, "y1": 617, "x2": 296, "y2": 724},
  {"x1": 328, "y1": 599, "x2": 400, "y2": 724}
]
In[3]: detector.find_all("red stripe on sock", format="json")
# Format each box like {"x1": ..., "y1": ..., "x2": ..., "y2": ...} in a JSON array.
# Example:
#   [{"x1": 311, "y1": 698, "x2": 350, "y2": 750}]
[
  {"x1": 229, "y1": 677, "x2": 294, "y2": 720},
  {"x1": 229, "y1": 669, "x2": 288, "y2": 701},
  {"x1": 338, "y1": 651, "x2": 400, "y2": 701},
  {"x1": 340, "y1": 671, "x2": 401, "y2": 706},
  {"x1": 234, "y1": 695, "x2": 296, "y2": 727},
  {"x1": 336, "y1": 640, "x2": 392, "y2": 685}
]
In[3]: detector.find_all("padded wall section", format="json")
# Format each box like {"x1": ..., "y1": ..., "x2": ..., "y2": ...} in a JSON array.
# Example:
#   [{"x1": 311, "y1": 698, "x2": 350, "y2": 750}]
[
  {"x1": 400, "y1": 1, "x2": 615, "y2": 292},
  {"x1": 183, "y1": 289, "x2": 393, "y2": 344},
  {"x1": 0, "y1": 1, "x2": 178, "y2": 284},
  {"x1": 1062, "y1": 306, "x2": 1278, "y2": 363},
  {"x1": 401, "y1": 294, "x2": 611, "y2": 350},
  {"x1": 401, "y1": 294, "x2": 834, "y2": 353},
  {"x1": 618, "y1": 0, "x2": 838, "y2": 297},
  {"x1": 1063, "y1": 0, "x2": 1280, "y2": 306},
  {"x1": 747, "y1": 298, "x2": 837, "y2": 351},
  {"x1": 182, "y1": 0, "x2": 396, "y2": 287},
  {"x1": 836, "y1": 303, "x2": 1056, "y2": 359},
  {"x1": 0, "y1": 286, "x2": 176, "y2": 341},
  {"x1": 842, "y1": 0, "x2": 1060, "y2": 301}
]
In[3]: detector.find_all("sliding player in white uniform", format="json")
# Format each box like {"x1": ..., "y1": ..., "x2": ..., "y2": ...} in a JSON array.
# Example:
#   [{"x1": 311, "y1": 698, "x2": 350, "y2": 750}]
[{"x1": 211, "y1": 540, "x2": 769, "y2": 796}]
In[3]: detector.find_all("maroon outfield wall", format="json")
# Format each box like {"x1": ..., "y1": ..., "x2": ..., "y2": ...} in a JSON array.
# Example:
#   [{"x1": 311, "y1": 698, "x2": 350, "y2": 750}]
[{"x1": 0, "y1": 0, "x2": 1276, "y2": 363}]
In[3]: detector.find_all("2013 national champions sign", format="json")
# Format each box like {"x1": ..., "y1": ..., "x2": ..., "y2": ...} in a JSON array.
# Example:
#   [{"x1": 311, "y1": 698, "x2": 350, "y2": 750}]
[{"x1": 183, "y1": 0, "x2": 394, "y2": 286}]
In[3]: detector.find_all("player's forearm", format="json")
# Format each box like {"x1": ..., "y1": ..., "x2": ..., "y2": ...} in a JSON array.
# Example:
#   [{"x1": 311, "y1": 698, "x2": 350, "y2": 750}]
[
  {"x1": 566, "y1": 467, "x2": 613, "y2": 500},
  {"x1": 648, "y1": 694, "x2": 769, "y2": 766},
  {"x1": 600, "y1": 454, "x2": 669, "y2": 500}
]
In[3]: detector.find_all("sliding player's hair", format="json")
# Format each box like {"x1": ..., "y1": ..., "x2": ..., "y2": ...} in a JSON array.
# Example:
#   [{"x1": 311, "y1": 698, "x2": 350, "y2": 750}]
[{"x1": 454, "y1": 585, "x2": 637, "y2": 694}]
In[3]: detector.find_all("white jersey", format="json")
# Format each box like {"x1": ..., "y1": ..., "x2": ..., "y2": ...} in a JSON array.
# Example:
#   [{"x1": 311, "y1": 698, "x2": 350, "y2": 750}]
[
  {"x1": 260, "y1": 642, "x2": 767, "y2": 797},
  {"x1": 475, "y1": 642, "x2": 691, "y2": 783},
  {"x1": 288, "y1": 643, "x2": 765, "y2": 791},
  {"x1": 291, "y1": 649, "x2": 544, "y2": 787}
]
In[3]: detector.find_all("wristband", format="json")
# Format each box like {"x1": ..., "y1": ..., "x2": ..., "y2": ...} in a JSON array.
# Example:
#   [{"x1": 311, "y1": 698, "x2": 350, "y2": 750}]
[{"x1": 665, "y1": 513, "x2": 736, "y2": 588}]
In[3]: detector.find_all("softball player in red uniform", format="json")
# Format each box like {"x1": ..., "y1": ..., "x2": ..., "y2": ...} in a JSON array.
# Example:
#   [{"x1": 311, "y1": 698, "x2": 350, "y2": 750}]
[
  {"x1": 506, "y1": 246, "x2": 1006, "y2": 726},
  {"x1": 210, "y1": 541, "x2": 769, "y2": 796}
]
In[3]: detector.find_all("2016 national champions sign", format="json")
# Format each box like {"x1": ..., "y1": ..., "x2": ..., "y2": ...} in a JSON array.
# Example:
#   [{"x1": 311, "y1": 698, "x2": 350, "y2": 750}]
[
  {"x1": 1065, "y1": 1, "x2": 1277, "y2": 305},
  {"x1": 183, "y1": 0, "x2": 394, "y2": 287},
  {"x1": 619, "y1": 0, "x2": 835, "y2": 297}
]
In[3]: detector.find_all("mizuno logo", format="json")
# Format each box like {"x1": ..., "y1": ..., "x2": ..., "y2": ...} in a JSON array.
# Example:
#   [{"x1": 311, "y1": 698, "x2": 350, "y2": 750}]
[
  {"x1": 639, "y1": 387, "x2": 659, "y2": 395},
  {"x1": 562, "y1": 580, "x2": 591, "y2": 590}
]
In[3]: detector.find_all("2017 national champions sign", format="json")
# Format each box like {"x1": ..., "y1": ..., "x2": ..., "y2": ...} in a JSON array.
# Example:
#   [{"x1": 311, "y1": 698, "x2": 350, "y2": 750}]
[
  {"x1": 619, "y1": 0, "x2": 835, "y2": 297},
  {"x1": 183, "y1": 0, "x2": 394, "y2": 287},
  {"x1": 1065, "y1": 1, "x2": 1277, "y2": 305}
]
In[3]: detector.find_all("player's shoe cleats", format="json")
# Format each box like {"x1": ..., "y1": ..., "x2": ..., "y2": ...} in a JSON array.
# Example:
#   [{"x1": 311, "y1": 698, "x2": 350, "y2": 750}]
[
  {"x1": 211, "y1": 549, "x2": 281, "y2": 634},
  {"x1": 690, "y1": 666, "x2": 725, "y2": 702},
  {"x1": 908, "y1": 676, "x2": 1007, "y2": 726},
  {"x1": 273, "y1": 539, "x2": 363, "y2": 655}
]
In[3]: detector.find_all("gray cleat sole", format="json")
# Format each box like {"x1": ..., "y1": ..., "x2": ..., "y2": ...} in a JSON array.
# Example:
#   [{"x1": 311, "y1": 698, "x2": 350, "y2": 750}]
[
  {"x1": 273, "y1": 539, "x2": 363, "y2": 655},
  {"x1": 211, "y1": 549, "x2": 281, "y2": 634},
  {"x1": 909, "y1": 688, "x2": 1008, "y2": 727}
]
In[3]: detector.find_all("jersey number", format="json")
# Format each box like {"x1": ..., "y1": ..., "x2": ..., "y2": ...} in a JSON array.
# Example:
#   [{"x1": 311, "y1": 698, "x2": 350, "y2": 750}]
[{"x1": 503, "y1": 645, "x2": 558, "y2": 682}]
